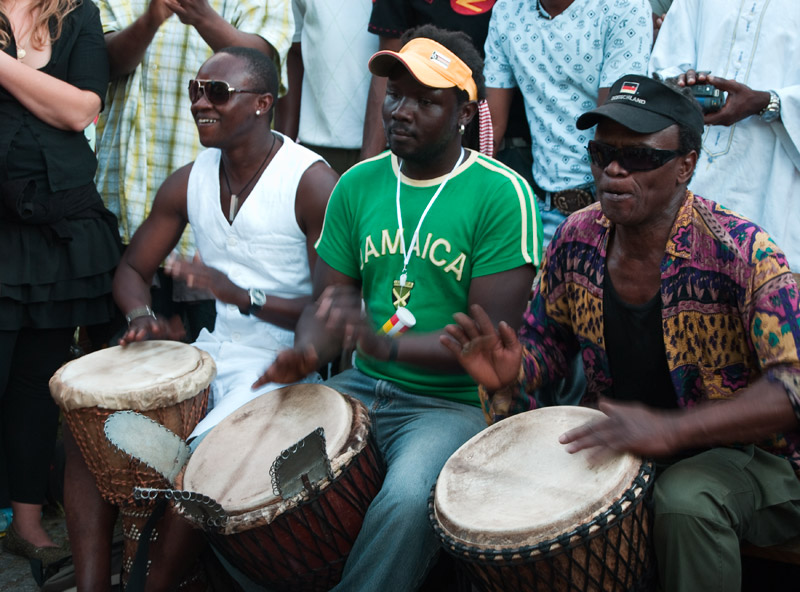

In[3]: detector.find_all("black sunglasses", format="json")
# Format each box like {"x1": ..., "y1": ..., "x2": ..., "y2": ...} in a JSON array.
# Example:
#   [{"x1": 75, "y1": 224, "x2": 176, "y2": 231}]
[
  {"x1": 188, "y1": 79, "x2": 266, "y2": 106},
  {"x1": 587, "y1": 140, "x2": 681, "y2": 172}
]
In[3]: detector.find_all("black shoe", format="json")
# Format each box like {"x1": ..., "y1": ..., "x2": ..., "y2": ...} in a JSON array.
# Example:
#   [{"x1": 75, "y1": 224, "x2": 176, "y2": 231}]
[{"x1": 1, "y1": 523, "x2": 70, "y2": 564}]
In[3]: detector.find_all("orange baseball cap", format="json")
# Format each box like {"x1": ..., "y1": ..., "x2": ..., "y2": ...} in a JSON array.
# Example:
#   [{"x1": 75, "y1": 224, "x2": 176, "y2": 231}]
[{"x1": 369, "y1": 38, "x2": 478, "y2": 102}]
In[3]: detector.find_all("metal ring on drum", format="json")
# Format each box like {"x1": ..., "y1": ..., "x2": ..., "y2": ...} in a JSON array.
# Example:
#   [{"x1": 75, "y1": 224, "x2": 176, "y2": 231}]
[{"x1": 429, "y1": 406, "x2": 656, "y2": 592}]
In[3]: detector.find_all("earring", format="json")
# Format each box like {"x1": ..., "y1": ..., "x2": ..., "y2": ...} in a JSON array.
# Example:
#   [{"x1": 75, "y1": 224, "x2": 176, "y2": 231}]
[
  {"x1": 256, "y1": 110, "x2": 262, "y2": 116},
  {"x1": 459, "y1": 123, "x2": 466, "y2": 135}
]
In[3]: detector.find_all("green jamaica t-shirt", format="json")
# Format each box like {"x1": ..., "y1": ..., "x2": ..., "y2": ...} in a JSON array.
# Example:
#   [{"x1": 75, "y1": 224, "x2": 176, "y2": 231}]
[{"x1": 315, "y1": 150, "x2": 542, "y2": 405}]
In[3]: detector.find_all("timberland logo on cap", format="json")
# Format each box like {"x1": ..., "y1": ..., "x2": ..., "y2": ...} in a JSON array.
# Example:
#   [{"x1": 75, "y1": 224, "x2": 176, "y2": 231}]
[
  {"x1": 429, "y1": 51, "x2": 452, "y2": 69},
  {"x1": 620, "y1": 81, "x2": 639, "y2": 94}
]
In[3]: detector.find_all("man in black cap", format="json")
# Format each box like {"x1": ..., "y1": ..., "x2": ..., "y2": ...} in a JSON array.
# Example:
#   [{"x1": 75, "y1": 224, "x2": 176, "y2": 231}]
[{"x1": 444, "y1": 74, "x2": 800, "y2": 591}]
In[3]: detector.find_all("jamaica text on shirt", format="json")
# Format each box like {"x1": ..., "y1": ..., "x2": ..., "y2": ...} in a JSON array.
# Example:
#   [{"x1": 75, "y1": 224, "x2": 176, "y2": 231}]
[{"x1": 360, "y1": 229, "x2": 467, "y2": 281}]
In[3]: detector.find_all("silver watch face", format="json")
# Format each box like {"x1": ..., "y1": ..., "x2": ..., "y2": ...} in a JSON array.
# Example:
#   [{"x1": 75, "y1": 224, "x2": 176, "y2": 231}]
[
  {"x1": 762, "y1": 92, "x2": 780, "y2": 122},
  {"x1": 249, "y1": 288, "x2": 267, "y2": 308},
  {"x1": 762, "y1": 106, "x2": 780, "y2": 122}
]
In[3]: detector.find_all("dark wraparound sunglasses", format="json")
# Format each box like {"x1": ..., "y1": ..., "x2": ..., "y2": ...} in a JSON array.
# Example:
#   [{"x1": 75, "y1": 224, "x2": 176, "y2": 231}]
[
  {"x1": 587, "y1": 140, "x2": 681, "y2": 172},
  {"x1": 188, "y1": 79, "x2": 266, "y2": 105}
]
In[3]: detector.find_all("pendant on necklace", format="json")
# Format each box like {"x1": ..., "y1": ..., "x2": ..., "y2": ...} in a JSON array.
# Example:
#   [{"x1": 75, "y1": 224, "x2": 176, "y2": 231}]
[
  {"x1": 392, "y1": 278, "x2": 415, "y2": 309},
  {"x1": 17, "y1": 47, "x2": 26, "y2": 60},
  {"x1": 228, "y1": 194, "x2": 239, "y2": 223}
]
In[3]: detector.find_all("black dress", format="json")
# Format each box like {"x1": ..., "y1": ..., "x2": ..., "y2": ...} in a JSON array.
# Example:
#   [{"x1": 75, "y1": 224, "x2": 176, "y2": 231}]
[
  {"x1": 0, "y1": 1, "x2": 120, "y2": 506},
  {"x1": 0, "y1": 0, "x2": 120, "y2": 331}
]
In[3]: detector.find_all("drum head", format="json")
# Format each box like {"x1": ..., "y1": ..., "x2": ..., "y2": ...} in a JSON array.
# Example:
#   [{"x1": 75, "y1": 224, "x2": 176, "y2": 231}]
[
  {"x1": 50, "y1": 341, "x2": 216, "y2": 411},
  {"x1": 182, "y1": 384, "x2": 353, "y2": 513},
  {"x1": 434, "y1": 406, "x2": 641, "y2": 549}
]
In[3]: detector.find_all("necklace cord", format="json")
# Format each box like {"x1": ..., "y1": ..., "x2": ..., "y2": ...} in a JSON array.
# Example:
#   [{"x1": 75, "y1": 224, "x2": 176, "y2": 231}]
[
  {"x1": 221, "y1": 132, "x2": 278, "y2": 222},
  {"x1": 395, "y1": 147, "x2": 465, "y2": 280}
]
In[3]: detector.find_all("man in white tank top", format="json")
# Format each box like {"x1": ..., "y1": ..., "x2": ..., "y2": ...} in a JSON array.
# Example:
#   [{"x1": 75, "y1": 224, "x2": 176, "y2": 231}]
[{"x1": 62, "y1": 47, "x2": 338, "y2": 590}]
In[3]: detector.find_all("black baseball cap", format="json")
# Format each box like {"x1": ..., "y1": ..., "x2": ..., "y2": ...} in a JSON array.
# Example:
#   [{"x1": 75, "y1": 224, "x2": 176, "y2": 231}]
[{"x1": 577, "y1": 74, "x2": 704, "y2": 136}]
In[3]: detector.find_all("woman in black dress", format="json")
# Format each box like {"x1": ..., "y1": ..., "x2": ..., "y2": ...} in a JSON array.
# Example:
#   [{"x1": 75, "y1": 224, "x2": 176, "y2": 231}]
[{"x1": 0, "y1": 0, "x2": 119, "y2": 560}]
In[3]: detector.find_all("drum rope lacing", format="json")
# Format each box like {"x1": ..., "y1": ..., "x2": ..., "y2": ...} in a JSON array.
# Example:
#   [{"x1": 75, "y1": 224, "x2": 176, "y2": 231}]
[{"x1": 429, "y1": 460, "x2": 655, "y2": 563}]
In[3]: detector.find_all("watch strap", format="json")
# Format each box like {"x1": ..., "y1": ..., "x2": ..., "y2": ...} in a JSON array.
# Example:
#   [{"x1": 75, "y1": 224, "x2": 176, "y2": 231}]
[
  {"x1": 126, "y1": 305, "x2": 156, "y2": 326},
  {"x1": 760, "y1": 90, "x2": 780, "y2": 122}
]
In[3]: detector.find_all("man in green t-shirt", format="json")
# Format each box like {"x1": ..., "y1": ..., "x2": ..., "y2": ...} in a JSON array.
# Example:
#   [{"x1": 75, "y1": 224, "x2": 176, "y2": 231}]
[{"x1": 258, "y1": 25, "x2": 541, "y2": 591}]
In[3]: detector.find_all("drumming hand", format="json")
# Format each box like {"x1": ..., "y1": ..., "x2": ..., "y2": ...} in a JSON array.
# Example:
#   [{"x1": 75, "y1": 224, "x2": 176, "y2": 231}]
[
  {"x1": 441, "y1": 304, "x2": 522, "y2": 392},
  {"x1": 315, "y1": 284, "x2": 367, "y2": 347},
  {"x1": 253, "y1": 345, "x2": 319, "y2": 388},
  {"x1": 702, "y1": 76, "x2": 770, "y2": 127},
  {"x1": 559, "y1": 397, "x2": 681, "y2": 459},
  {"x1": 165, "y1": 254, "x2": 237, "y2": 304},
  {"x1": 119, "y1": 314, "x2": 186, "y2": 346},
  {"x1": 356, "y1": 330, "x2": 394, "y2": 362}
]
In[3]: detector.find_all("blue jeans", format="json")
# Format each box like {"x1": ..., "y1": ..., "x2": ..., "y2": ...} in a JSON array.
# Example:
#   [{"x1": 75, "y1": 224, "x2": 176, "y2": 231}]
[{"x1": 327, "y1": 368, "x2": 487, "y2": 592}]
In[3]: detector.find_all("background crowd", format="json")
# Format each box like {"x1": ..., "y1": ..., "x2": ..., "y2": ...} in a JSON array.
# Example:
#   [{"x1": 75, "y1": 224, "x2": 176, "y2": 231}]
[{"x1": 0, "y1": 0, "x2": 798, "y2": 590}]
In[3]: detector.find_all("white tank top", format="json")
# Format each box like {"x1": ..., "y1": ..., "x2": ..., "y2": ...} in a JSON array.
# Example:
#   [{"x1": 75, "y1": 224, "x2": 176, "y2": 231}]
[{"x1": 186, "y1": 134, "x2": 321, "y2": 353}]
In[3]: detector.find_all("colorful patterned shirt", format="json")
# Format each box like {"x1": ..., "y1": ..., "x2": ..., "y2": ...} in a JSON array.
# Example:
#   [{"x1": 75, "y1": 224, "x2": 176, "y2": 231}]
[
  {"x1": 482, "y1": 192, "x2": 800, "y2": 469},
  {"x1": 93, "y1": 0, "x2": 294, "y2": 253}
]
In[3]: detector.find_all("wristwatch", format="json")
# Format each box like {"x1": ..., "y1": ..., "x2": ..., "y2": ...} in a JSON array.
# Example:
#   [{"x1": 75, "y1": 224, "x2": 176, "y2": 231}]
[
  {"x1": 760, "y1": 90, "x2": 781, "y2": 123},
  {"x1": 248, "y1": 288, "x2": 267, "y2": 315}
]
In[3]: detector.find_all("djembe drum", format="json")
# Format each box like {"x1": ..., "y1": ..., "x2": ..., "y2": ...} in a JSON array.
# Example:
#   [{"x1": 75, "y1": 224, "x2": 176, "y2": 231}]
[
  {"x1": 164, "y1": 383, "x2": 384, "y2": 592},
  {"x1": 429, "y1": 406, "x2": 655, "y2": 592},
  {"x1": 50, "y1": 340, "x2": 215, "y2": 587}
]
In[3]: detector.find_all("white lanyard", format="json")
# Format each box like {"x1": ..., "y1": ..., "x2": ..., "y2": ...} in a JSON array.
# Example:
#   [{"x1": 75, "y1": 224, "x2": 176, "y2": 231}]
[{"x1": 395, "y1": 148, "x2": 464, "y2": 285}]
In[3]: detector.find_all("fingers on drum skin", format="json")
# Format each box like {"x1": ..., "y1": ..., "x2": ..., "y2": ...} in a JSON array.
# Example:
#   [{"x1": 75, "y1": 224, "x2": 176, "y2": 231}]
[
  {"x1": 561, "y1": 420, "x2": 608, "y2": 453},
  {"x1": 558, "y1": 423, "x2": 587, "y2": 446},
  {"x1": 253, "y1": 347, "x2": 315, "y2": 388}
]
